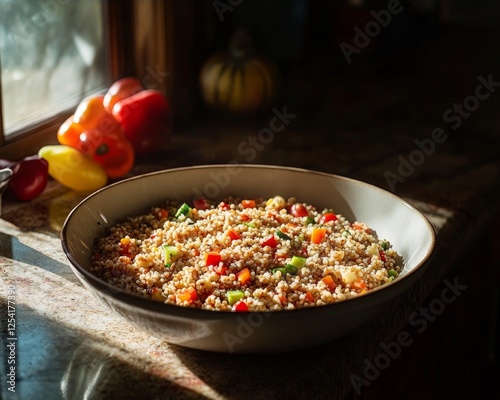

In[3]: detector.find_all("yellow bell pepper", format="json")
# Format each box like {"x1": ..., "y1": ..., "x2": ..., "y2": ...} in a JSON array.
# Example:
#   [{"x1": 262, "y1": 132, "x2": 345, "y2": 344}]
[{"x1": 38, "y1": 145, "x2": 107, "y2": 192}]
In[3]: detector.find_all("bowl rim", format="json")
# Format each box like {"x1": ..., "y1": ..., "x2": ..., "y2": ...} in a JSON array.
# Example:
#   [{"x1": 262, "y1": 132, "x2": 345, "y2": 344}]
[{"x1": 61, "y1": 164, "x2": 436, "y2": 319}]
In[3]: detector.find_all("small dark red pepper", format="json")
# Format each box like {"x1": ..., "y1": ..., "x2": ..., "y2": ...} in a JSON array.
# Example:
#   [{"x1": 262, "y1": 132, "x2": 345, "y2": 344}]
[{"x1": 4, "y1": 155, "x2": 49, "y2": 201}]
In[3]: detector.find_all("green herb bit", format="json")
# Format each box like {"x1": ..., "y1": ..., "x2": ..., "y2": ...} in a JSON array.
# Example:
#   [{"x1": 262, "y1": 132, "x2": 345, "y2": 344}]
[
  {"x1": 285, "y1": 264, "x2": 298, "y2": 275},
  {"x1": 272, "y1": 267, "x2": 287, "y2": 275},
  {"x1": 381, "y1": 241, "x2": 389, "y2": 251},
  {"x1": 276, "y1": 230, "x2": 291, "y2": 240}
]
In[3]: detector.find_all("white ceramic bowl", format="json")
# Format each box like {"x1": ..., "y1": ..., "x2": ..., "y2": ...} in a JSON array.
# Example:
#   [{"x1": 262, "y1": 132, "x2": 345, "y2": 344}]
[{"x1": 61, "y1": 165, "x2": 435, "y2": 353}]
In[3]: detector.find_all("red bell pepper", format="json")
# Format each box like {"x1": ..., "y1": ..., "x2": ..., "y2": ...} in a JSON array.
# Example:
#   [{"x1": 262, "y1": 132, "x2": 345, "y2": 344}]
[
  {"x1": 205, "y1": 251, "x2": 222, "y2": 266},
  {"x1": 261, "y1": 235, "x2": 278, "y2": 248},
  {"x1": 103, "y1": 77, "x2": 144, "y2": 113},
  {"x1": 319, "y1": 213, "x2": 338, "y2": 224},
  {"x1": 111, "y1": 88, "x2": 171, "y2": 155},
  {"x1": 233, "y1": 300, "x2": 249, "y2": 312}
]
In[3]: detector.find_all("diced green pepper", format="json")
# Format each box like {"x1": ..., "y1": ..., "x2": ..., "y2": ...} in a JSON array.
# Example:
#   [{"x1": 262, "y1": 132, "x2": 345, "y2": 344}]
[
  {"x1": 288, "y1": 255, "x2": 306, "y2": 269},
  {"x1": 381, "y1": 241, "x2": 389, "y2": 251},
  {"x1": 175, "y1": 203, "x2": 192, "y2": 218},
  {"x1": 163, "y1": 245, "x2": 178, "y2": 267},
  {"x1": 227, "y1": 290, "x2": 244, "y2": 305},
  {"x1": 243, "y1": 222, "x2": 256, "y2": 228}
]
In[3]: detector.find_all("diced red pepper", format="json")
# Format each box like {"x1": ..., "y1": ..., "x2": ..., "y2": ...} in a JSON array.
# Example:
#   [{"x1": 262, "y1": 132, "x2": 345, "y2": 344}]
[
  {"x1": 319, "y1": 213, "x2": 338, "y2": 224},
  {"x1": 233, "y1": 300, "x2": 248, "y2": 312},
  {"x1": 289, "y1": 203, "x2": 309, "y2": 217},
  {"x1": 239, "y1": 213, "x2": 251, "y2": 222},
  {"x1": 226, "y1": 229, "x2": 241, "y2": 241},
  {"x1": 218, "y1": 201, "x2": 229, "y2": 210},
  {"x1": 193, "y1": 197, "x2": 210, "y2": 210},
  {"x1": 205, "y1": 251, "x2": 222, "y2": 266},
  {"x1": 305, "y1": 291, "x2": 315, "y2": 302},
  {"x1": 379, "y1": 251, "x2": 387, "y2": 262},
  {"x1": 157, "y1": 208, "x2": 169, "y2": 219},
  {"x1": 241, "y1": 199, "x2": 256, "y2": 208},
  {"x1": 311, "y1": 228, "x2": 327, "y2": 244},
  {"x1": 213, "y1": 264, "x2": 229, "y2": 275},
  {"x1": 236, "y1": 268, "x2": 251, "y2": 284},
  {"x1": 261, "y1": 235, "x2": 278, "y2": 248}
]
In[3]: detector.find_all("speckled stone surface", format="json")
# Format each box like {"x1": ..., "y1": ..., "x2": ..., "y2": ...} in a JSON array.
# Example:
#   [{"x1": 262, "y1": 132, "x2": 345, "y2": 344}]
[{"x1": 1, "y1": 70, "x2": 500, "y2": 399}]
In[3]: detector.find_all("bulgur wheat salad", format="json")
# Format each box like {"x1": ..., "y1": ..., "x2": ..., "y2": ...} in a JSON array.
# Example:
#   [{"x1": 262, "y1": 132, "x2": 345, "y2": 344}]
[{"x1": 90, "y1": 196, "x2": 402, "y2": 312}]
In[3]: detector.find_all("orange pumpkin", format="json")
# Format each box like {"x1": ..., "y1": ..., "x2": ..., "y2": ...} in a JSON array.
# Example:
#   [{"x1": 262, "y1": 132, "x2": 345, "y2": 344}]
[{"x1": 199, "y1": 29, "x2": 279, "y2": 114}]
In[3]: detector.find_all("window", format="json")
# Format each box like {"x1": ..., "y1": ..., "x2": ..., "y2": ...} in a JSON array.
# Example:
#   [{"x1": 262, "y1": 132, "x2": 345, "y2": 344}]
[
  {"x1": 0, "y1": 0, "x2": 210, "y2": 160},
  {"x1": 0, "y1": 0, "x2": 133, "y2": 160},
  {"x1": 1, "y1": 0, "x2": 109, "y2": 136}
]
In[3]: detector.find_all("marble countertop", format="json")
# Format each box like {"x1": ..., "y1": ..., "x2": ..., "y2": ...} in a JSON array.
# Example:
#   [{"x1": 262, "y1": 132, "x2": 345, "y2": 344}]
[{"x1": 1, "y1": 71, "x2": 500, "y2": 399}]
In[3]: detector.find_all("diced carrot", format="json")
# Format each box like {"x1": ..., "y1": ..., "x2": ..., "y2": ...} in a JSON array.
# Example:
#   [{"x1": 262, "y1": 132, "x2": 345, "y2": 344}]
[
  {"x1": 205, "y1": 251, "x2": 222, "y2": 266},
  {"x1": 241, "y1": 199, "x2": 256, "y2": 208},
  {"x1": 322, "y1": 275, "x2": 337, "y2": 291},
  {"x1": 236, "y1": 268, "x2": 252, "y2": 284},
  {"x1": 177, "y1": 287, "x2": 197, "y2": 302},
  {"x1": 305, "y1": 291, "x2": 315, "y2": 302},
  {"x1": 352, "y1": 279, "x2": 367, "y2": 290},
  {"x1": 311, "y1": 227, "x2": 327, "y2": 244},
  {"x1": 226, "y1": 229, "x2": 241, "y2": 241},
  {"x1": 352, "y1": 222, "x2": 364, "y2": 230}
]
